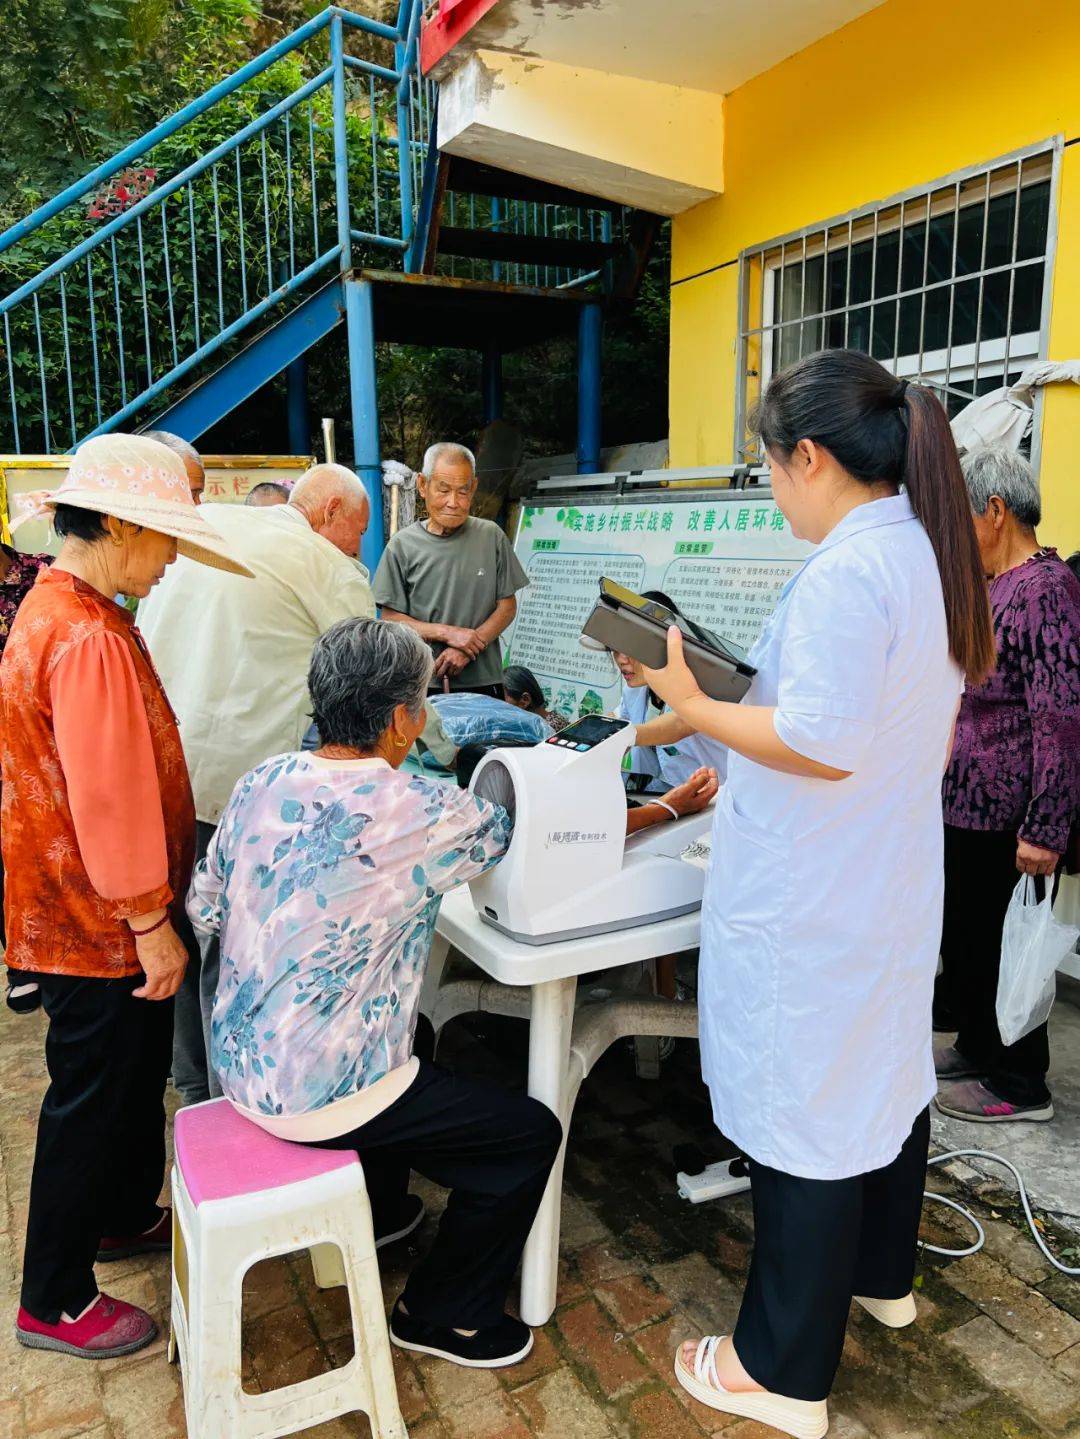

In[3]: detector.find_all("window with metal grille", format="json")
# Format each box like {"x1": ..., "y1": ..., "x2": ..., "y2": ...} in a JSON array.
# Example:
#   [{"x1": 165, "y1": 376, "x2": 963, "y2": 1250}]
[{"x1": 734, "y1": 143, "x2": 1059, "y2": 460}]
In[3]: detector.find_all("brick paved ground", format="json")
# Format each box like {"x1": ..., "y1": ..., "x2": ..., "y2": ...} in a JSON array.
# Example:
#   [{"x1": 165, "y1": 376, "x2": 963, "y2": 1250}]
[{"x1": 1, "y1": 1001, "x2": 1079, "y2": 1439}]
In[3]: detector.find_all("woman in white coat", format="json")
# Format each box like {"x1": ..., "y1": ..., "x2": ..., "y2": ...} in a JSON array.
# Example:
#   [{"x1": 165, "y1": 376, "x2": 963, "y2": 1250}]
[{"x1": 644, "y1": 350, "x2": 994, "y2": 1439}]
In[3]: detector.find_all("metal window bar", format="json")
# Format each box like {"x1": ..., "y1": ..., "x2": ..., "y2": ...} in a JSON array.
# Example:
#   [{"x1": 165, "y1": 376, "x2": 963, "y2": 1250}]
[
  {"x1": 1003, "y1": 158, "x2": 1024, "y2": 388},
  {"x1": 972, "y1": 168, "x2": 992, "y2": 394},
  {"x1": 735, "y1": 142, "x2": 1057, "y2": 450}
]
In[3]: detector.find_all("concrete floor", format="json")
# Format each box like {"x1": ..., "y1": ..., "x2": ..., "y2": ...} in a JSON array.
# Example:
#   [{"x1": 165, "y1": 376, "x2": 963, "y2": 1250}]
[{"x1": 931, "y1": 978, "x2": 1080, "y2": 1233}]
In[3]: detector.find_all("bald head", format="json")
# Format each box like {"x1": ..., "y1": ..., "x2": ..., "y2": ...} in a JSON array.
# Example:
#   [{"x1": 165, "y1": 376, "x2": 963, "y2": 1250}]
[
  {"x1": 143, "y1": 430, "x2": 205, "y2": 503},
  {"x1": 289, "y1": 463, "x2": 370, "y2": 557}
]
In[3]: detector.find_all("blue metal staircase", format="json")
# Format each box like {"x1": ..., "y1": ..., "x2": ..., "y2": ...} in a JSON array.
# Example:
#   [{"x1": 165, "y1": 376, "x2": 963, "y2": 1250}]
[{"x1": 0, "y1": 1, "x2": 661, "y2": 565}]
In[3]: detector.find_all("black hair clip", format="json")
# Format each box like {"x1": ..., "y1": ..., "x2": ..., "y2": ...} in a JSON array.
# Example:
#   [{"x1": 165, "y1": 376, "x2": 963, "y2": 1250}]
[{"x1": 892, "y1": 378, "x2": 909, "y2": 407}]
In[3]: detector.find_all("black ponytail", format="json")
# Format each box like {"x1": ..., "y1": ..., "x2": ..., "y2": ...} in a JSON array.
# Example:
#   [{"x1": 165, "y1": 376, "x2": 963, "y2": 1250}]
[{"x1": 752, "y1": 348, "x2": 994, "y2": 683}]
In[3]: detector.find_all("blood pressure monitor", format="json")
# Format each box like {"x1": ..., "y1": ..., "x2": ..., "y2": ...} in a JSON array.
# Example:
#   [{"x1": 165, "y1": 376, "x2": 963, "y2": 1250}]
[{"x1": 545, "y1": 716, "x2": 629, "y2": 751}]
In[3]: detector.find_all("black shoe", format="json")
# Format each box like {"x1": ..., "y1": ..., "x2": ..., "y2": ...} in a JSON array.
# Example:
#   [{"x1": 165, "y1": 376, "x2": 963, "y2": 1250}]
[
  {"x1": 6, "y1": 977, "x2": 41, "y2": 1015},
  {"x1": 389, "y1": 1299, "x2": 534, "y2": 1368},
  {"x1": 374, "y1": 1194, "x2": 425, "y2": 1251}
]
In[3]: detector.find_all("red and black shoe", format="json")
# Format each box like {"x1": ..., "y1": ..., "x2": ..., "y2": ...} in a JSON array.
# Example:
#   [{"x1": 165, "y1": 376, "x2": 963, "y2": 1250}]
[
  {"x1": 15, "y1": 1294, "x2": 158, "y2": 1359},
  {"x1": 96, "y1": 1207, "x2": 171, "y2": 1263}
]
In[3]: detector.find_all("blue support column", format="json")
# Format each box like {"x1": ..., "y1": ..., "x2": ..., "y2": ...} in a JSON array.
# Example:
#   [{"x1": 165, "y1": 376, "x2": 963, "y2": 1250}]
[
  {"x1": 286, "y1": 352, "x2": 310, "y2": 453},
  {"x1": 346, "y1": 278, "x2": 385, "y2": 571},
  {"x1": 482, "y1": 341, "x2": 504, "y2": 425},
  {"x1": 331, "y1": 15, "x2": 352, "y2": 272},
  {"x1": 576, "y1": 302, "x2": 602, "y2": 474}
]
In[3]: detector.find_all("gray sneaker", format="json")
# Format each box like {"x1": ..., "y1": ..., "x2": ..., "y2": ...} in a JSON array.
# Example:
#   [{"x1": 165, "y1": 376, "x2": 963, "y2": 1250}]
[{"x1": 935, "y1": 1079, "x2": 1054, "y2": 1123}]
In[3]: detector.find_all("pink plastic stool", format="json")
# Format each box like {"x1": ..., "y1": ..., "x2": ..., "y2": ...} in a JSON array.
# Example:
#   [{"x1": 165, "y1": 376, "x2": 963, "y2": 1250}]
[{"x1": 169, "y1": 1099, "x2": 406, "y2": 1439}]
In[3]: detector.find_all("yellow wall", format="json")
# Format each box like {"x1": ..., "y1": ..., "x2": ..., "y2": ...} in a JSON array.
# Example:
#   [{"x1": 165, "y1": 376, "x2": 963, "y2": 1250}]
[{"x1": 668, "y1": 0, "x2": 1080, "y2": 553}]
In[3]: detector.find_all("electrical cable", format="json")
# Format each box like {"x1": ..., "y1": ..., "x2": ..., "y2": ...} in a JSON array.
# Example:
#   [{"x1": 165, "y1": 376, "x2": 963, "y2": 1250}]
[
  {"x1": 921, "y1": 1149, "x2": 1080, "y2": 1274},
  {"x1": 677, "y1": 1146, "x2": 1080, "y2": 1276}
]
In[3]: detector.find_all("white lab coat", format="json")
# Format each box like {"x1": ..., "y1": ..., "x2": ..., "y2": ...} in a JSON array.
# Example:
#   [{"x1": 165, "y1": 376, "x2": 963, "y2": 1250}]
[
  {"x1": 699, "y1": 494, "x2": 962, "y2": 1181},
  {"x1": 616, "y1": 685, "x2": 728, "y2": 789}
]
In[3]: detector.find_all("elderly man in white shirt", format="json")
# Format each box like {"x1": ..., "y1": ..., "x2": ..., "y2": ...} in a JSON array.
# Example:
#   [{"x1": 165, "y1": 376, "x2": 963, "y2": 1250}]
[{"x1": 137, "y1": 461, "x2": 374, "y2": 1103}]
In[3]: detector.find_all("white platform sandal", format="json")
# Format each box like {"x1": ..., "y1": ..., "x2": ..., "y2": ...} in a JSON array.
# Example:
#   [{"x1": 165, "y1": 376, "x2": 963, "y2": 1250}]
[
  {"x1": 854, "y1": 1292, "x2": 917, "y2": 1328},
  {"x1": 674, "y1": 1336, "x2": 829, "y2": 1439}
]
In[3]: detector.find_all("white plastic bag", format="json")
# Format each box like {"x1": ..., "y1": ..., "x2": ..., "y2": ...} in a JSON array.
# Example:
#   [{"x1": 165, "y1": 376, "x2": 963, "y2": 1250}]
[{"x1": 996, "y1": 876, "x2": 1080, "y2": 1046}]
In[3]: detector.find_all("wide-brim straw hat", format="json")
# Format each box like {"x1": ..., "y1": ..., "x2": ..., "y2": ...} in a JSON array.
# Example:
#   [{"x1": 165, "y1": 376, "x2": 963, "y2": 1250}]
[{"x1": 42, "y1": 434, "x2": 254, "y2": 577}]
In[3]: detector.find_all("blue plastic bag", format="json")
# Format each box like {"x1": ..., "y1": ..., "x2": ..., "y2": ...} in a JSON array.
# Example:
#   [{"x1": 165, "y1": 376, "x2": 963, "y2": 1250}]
[{"x1": 429, "y1": 693, "x2": 552, "y2": 749}]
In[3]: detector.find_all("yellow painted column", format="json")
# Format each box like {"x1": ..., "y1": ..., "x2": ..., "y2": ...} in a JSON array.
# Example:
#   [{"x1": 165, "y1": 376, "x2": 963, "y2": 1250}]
[{"x1": 1039, "y1": 144, "x2": 1080, "y2": 556}]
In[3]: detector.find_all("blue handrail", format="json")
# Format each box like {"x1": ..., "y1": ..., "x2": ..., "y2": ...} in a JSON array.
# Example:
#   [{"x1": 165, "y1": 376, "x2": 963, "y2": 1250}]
[
  {"x1": 0, "y1": 0, "x2": 622, "y2": 456},
  {"x1": 0, "y1": 2, "x2": 429, "y2": 451}
]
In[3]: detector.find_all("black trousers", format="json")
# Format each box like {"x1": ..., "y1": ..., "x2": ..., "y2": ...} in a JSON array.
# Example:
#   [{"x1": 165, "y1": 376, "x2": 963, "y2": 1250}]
[
  {"x1": 21, "y1": 972, "x2": 173, "y2": 1322},
  {"x1": 171, "y1": 819, "x2": 220, "y2": 1106},
  {"x1": 936, "y1": 824, "x2": 1051, "y2": 1104},
  {"x1": 734, "y1": 1109, "x2": 930, "y2": 1403},
  {"x1": 312, "y1": 1060, "x2": 562, "y2": 1329}
]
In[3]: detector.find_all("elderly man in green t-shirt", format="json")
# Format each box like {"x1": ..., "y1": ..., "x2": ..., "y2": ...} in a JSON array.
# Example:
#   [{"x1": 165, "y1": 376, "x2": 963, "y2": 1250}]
[{"x1": 374, "y1": 442, "x2": 529, "y2": 694}]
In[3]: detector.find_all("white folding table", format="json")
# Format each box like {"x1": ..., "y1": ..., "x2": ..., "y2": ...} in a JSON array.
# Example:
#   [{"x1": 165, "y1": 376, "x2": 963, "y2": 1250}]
[{"x1": 422, "y1": 888, "x2": 701, "y2": 1325}]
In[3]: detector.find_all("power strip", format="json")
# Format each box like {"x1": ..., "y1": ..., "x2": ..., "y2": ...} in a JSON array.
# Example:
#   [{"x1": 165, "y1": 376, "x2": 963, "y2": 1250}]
[{"x1": 677, "y1": 1157, "x2": 752, "y2": 1203}]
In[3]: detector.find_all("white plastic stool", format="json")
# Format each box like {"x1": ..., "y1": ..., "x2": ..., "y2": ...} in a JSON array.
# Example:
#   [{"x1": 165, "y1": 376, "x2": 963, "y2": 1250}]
[{"x1": 169, "y1": 1098, "x2": 407, "y2": 1439}]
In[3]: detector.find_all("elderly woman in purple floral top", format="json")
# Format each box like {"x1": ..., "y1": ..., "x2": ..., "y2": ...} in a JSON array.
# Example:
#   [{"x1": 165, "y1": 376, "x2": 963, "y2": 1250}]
[{"x1": 935, "y1": 445, "x2": 1080, "y2": 1123}]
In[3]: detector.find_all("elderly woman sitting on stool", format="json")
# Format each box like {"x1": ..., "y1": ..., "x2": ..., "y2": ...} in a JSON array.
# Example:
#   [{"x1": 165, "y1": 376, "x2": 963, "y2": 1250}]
[{"x1": 190, "y1": 617, "x2": 716, "y2": 1368}]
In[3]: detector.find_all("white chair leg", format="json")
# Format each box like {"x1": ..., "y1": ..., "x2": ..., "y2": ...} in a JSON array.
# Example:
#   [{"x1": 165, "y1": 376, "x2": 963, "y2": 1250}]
[
  {"x1": 347, "y1": 1251, "x2": 407, "y2": 1439},
  {"x1": 309, "y1": 1241, "x2": 349, "y2": 1289}
]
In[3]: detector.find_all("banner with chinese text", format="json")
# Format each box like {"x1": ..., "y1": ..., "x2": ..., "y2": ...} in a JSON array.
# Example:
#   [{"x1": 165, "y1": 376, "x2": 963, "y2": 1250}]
[{"x1": 504, "y1": 491, "x2": 812, "y2": 722}]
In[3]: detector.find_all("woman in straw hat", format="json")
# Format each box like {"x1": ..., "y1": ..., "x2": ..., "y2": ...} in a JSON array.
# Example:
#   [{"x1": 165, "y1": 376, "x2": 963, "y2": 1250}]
[{"x1": 0, "y1": 433, "x2": 250, "y2": 1360}]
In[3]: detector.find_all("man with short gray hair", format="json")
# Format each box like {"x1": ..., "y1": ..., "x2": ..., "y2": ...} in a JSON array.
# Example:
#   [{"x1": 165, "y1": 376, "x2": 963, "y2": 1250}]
[
  {"x1": 138, "y1": 461, "x2": 375, "y2": 1103},
  {"x1": 374, "y1": 442, "x2": 529, "y2": 694},
  {"x1": 143, "y1": 430, "x2": 205, "y2": 503}
]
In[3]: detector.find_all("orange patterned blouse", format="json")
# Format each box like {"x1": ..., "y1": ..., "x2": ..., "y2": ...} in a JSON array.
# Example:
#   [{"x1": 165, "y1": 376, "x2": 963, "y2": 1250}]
[{"x1": 0, "y1": 569, "x2": 195, "y2": 978}]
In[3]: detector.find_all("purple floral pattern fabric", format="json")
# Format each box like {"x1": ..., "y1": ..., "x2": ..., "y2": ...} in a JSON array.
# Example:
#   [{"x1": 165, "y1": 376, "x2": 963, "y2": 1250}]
[
  {"x1": 943, "y1": 549, "x2": 1080, "y2": 853},
  {"x1": 188, "y1": 753, "x2": 510, "y2": 1118},
  {"x1": 0, "y1": 550, "x2": 51, "y2": 660}
]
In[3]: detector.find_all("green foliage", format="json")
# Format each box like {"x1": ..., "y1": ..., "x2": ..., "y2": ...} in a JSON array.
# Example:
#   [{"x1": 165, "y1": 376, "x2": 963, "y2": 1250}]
[
  {"x1": 0, "y1": 0, "x2": 670, "y2": 469},
  {"x1": 0, "y1": 2, "x2": 404, "y2": 452},
  {"x1": 0, "y1": 0, "x2": 264, "y2": 218}
]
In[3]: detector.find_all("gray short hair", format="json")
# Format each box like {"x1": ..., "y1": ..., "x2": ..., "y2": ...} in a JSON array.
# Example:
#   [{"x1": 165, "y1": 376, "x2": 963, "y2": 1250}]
[
  {"x1": 961, "y1": 444, "x2": 1041, "y2": 528},
  {"x1": 421, "y1": 442, "x2": 476, "y2": 481},
  {"x1": 309, "y1": 618, "x2": 432, "y2": 750},
  {"x1": 142, "y1": 430, "x2": 204, "y2": 477}
]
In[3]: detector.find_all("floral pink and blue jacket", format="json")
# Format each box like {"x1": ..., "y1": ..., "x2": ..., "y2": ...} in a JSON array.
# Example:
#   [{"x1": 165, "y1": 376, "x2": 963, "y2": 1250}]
[{"x1": 188, "y1": 753, "x2": 511, "y2": 1117}]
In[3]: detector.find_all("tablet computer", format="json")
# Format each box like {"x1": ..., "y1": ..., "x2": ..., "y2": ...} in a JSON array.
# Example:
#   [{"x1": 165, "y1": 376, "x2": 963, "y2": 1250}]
[{"x1": 580, "y1": 577, "x2": 755, "y2": 703}]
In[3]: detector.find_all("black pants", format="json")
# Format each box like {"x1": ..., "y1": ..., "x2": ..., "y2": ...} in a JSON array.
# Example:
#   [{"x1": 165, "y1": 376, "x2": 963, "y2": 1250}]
[
  {"x1": 21, "y1": 972, "x2": 173, "y2": 1323},
  {"x1": 734, "y1": 1108, "x2": 930, "y2": 1403},
  {"x1": 936, "y1": 824, "x2": 1050, "y2": 1104},
  {"x1": 312, "y1": 1060, "x2": 561, "y2": 1329},
  {"x1": 172, "y1": 819, "x2": 219, "y2": 1105}
]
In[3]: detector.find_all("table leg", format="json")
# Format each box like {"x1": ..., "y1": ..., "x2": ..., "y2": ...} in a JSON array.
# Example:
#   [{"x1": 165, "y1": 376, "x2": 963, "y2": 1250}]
[
  {"x1": 519, "y1": 976, "x2": 577, "y2": 1327},
  {"x1": 420, "y1": 931, "x2": 451, "y2": 1022}
]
